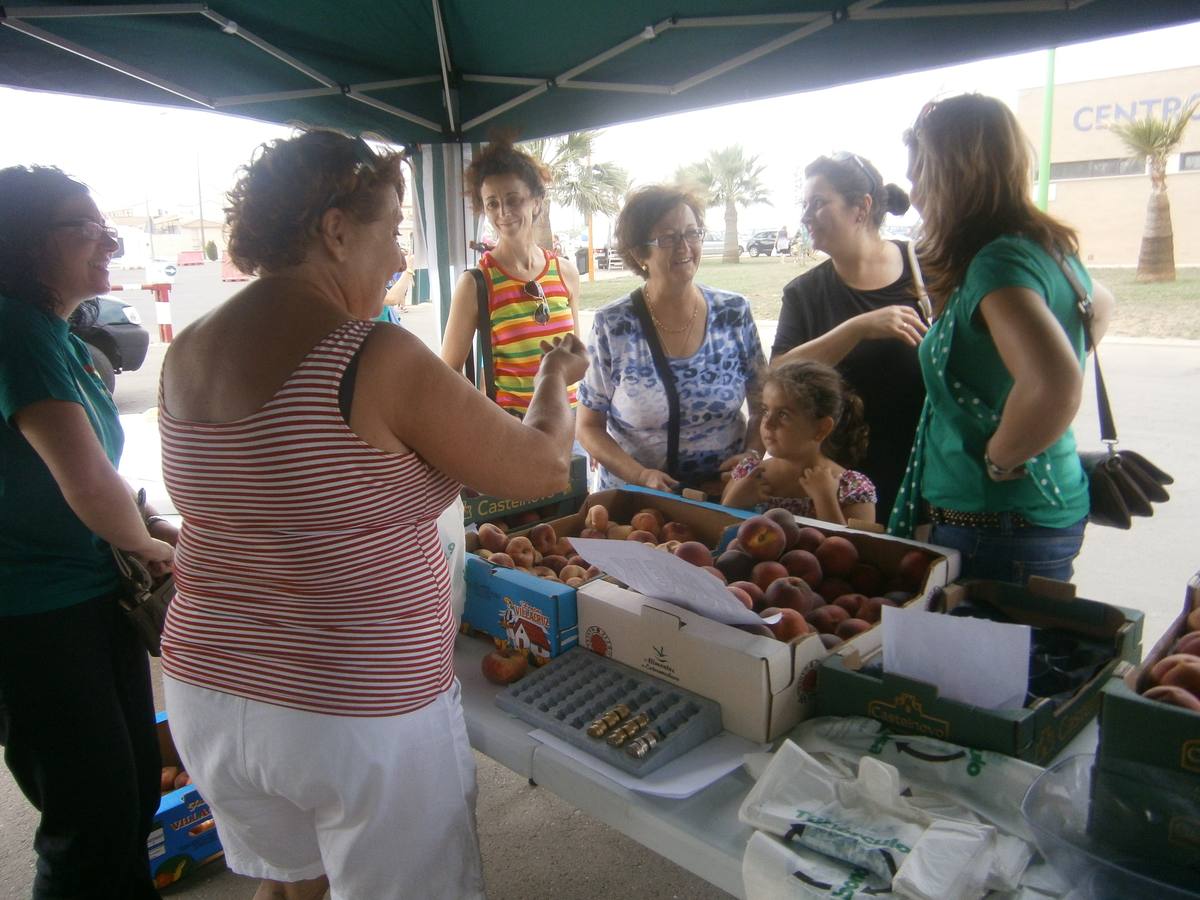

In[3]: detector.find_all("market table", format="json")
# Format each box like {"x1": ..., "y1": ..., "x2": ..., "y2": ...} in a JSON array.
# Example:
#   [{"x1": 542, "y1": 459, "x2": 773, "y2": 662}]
[{"x1": 456, "y1": 634, "x2": 1104, "y2": 900}]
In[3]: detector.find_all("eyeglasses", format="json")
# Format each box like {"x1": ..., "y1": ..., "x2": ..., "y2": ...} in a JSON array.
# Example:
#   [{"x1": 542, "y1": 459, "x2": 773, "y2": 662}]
[
  {"x1": 832, "y1": 152, "x2": 880, "y2": 194},
  {"x1": 323, "y1": 137, "x2": 381, "y2": 213},
  {"x1": 523, "y1": 280, "x2": 550, "y2": 324},
  {"x1": 643, "y1": 228, "x2": 705, "y2": 250},
  {"x1": 52, "y1": 220, "x2": 119, "y2": 242}
]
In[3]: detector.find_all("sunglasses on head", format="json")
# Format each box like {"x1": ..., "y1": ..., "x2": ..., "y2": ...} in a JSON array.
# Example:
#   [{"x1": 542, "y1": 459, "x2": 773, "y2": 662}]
[
  {"x1": 832, "y1": 151, "x2": 880, "y2": 195},
  {"x1": 323, "y1": 137, "x2": 381, "y2": 213},
  {"x1": 524, "y1": 281, "x2": 550, "y2": 324}
]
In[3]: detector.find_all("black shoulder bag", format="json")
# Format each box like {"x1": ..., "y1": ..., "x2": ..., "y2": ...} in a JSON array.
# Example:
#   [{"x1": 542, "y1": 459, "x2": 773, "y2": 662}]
[
  {"x1": 462, "y1": 268, "x2": 497, "y2": 402},
  {"x1": 1055, "y1": 252, "x2": 1173, "y2": 529},
  {"x1": 629, "y1": 287, "x2": 683, "y2": 480}
]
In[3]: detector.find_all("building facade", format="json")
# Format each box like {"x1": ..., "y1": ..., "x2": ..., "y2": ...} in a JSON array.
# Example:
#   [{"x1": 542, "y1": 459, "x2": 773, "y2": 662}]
[{"x1": 1017, "y1": 66, "x2": 1199, "y2": 267}]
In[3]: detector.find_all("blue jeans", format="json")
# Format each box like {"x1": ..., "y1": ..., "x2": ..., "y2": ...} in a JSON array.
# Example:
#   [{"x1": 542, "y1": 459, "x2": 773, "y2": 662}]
[{"x1": 930, "y1": 515, "x2": 1087, "y2": 585}]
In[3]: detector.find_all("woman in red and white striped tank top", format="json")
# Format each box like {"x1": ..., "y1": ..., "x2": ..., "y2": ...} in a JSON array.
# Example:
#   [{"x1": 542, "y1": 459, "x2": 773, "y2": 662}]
[{"x1": 157, "y1": 131, "x2": 587, "y2": 900}]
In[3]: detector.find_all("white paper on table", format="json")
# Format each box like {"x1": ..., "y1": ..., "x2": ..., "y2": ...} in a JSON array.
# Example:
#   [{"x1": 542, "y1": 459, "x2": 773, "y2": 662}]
[
  {"x1": 568, "y1": 538, "x2": 771, "y2": 627},
  {"x1": 882, "y1": 606, "x2": 1030, "y2": 710},
  {"x1": 529, "y1": 729, "x2": 761, "y2": 798}
]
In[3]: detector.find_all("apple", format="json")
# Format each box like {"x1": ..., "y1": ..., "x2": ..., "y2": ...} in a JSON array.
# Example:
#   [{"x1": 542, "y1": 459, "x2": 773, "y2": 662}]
[
  {"x1": 779, "y1": 549, "x2": 822, "y2": 587},
  {"x1": 481, "y1": 646, "x2": 529, "y2": 685},
  {"x1": 736, "y1": 515, "x2": 788, "y2": 561}
]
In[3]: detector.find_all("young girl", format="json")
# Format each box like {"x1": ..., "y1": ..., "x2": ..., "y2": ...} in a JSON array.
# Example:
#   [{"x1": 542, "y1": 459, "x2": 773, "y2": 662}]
[{"x1": 722, "y1": 361, "x2": 876, "y2": 525}]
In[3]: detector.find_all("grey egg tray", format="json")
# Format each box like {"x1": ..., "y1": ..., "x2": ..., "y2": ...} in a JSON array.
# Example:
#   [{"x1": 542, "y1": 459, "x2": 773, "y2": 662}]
[{"x1": 495, "y1": 648, "x2": 723, "y2": 776}]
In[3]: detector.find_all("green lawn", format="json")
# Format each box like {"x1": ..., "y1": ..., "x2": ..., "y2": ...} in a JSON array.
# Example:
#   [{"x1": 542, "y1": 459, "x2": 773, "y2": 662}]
[{"x1": 577, "y1": 257, "x2": 1200, "y2": 339}]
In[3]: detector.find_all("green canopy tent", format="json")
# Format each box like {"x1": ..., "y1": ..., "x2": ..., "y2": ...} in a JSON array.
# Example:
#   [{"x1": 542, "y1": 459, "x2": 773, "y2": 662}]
[{"x1": 3, "y1": 0, "x2": 1198, "y2": 330}]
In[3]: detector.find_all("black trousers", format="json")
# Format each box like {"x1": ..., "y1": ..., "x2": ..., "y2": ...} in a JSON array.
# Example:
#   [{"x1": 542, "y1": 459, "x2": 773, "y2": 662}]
[{"x1": 0, "y1": 593, "x2": 162, "y2": 900}]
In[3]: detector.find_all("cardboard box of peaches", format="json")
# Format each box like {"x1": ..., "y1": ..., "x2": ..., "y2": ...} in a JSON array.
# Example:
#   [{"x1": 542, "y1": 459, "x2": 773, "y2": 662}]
[
  {"x1": 462, "y1": 487, "x2": 748, "y2": 664},
  {"x1": 146, "y1": 711, "x2": 223, "y2": 889}
]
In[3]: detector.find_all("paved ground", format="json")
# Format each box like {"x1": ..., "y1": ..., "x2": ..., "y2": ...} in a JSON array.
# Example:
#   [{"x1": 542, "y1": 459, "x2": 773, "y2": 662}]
[{"x1": 2, "y1": 263, "x2": 1196, "y2": 897}]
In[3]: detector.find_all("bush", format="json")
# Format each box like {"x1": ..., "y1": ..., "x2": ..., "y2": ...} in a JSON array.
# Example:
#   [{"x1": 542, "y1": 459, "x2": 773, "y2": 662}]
[{"x1": 204, "y1": 240, "x2": 218, "y2": 261}]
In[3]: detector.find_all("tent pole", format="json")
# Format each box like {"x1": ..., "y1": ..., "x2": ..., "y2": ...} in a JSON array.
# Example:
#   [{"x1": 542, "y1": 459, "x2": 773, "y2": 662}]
[{"x1": 1036, "y1": 47, "x2": 1056, "y2": 212}]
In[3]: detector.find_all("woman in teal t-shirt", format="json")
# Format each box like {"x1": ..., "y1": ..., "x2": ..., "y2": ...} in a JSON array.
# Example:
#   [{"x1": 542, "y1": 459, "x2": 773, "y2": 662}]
[
  {"x1": 889, "y1": 95, "x2": 1115, "y2": 584},
  {"x1": 0, "y1": 166, "x2": 175, "y2": 898}
]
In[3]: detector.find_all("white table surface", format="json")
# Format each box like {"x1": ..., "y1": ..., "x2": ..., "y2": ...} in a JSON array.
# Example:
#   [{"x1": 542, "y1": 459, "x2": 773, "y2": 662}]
[{"x1": 456, "y1": 634, "x2": 1102, "y2": 900}]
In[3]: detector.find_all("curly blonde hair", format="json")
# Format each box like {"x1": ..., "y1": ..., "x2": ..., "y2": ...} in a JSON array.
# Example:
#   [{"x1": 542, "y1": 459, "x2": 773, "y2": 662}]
[{"x1": 225, "y1": 130, "x2": 405, "y2": 276}]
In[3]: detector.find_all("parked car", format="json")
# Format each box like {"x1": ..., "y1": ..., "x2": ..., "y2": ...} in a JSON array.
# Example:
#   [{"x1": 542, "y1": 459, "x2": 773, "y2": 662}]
[
  {"x1": 700, "y1": 232, "x2": 743, "y2": 258},
  {"x1": 745, "y1": 230, "x2": 783, "y2": 257},
  {"x1": 68, "y1": 296, "x2": 150, "y2": 392}
]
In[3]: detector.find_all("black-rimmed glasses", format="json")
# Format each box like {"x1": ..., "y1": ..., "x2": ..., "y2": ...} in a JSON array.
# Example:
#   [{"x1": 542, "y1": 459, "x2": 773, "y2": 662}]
[
  {"x1": 51, "y1": 220, "x2": 119, "y2": 243},
  {"x1": 524, "y1": 280, "x2": 550, "y2": 324},
  {"x1": 642, "y1": 228, "x2": 705, "y2": 250},
  {"x1": 832, "y1": 152, "x2": 880, "y2": 194}
]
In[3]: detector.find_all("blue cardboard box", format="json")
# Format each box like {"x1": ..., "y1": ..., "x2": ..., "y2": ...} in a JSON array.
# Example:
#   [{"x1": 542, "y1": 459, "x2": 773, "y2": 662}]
[
  {"x1": 148, "y1": 711, "x2": 224, "y2": 888},
  {"x1": 462, "y1": 487, "x2": 749, "y2": 663}
]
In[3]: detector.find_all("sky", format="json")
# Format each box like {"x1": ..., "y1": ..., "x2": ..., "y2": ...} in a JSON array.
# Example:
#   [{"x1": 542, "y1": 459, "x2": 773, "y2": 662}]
[{"x1": 2, "y1": 19, "x2": 1198, "y2": 239}]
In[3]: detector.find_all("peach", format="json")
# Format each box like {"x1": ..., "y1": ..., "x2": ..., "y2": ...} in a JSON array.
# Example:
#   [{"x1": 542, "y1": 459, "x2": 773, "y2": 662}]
[
  {"x1": 674, "y1": 541, "x2": 714, "y2": 568},
  {"x1": 818, "y1": 578, "x2": 855, "y2": 603},
  {"x1": 541, "y1": 554, "x2": 568, "y2": 574},
  {"x1": 715, "y1": 549, "x2": 755, "y2": 583},
  {"x1": 836, "y1": 618, "x2": 872, "y2": 640},
  {"x1": 833, "y1": 594, "x2": 863, "y2": 616},
  {"x1": 729, "y1": 580, "x2": 765, "y2": 611},
  {"x1": 859, "y1": 596, "x2": 898, "y2": 624},
  {"x1": 751, "y1": 560, "x2": 789, "y2": 592},
  {"x1": 737, "y1": 515, "x2": 788, "y2": 561},
  {"x1": 636, "y1": 507, "x2": 667, "y2": 529},
  {"x1": 780, "y1": 549, "x2": 822, "y2": 587},
  {"x1": 727, "y1": 585, "x2": 754, "y2": 610},
  {"x1": 883, "y1": 590, "x2": 913, "y2": 604},
  {"x1": 174, "y1": 771, "x2": 191, "y2": 790},
  {"x1": 656, "y1": 540, "x2": 682, "y2": 554},
  {"x1": 516, "y1": 566, "x2": 534, "y2": 575},
  {"x1": 818, "y1": 633, "x2": 844, "y2": 650},
  {"x1": 765, "y1": 607, "x2": 813, "y2": 642},
  {"x1": 565, "y1": 577, "x2": 585, "y2": 587},
  {"x1": 585, "y1": 504, "x2": 609, "y2": 532},
  {"x1": 529, "y1": 522, "x2": 558, "y2": 556},
  {"x1": 765, "y1": 576, "x2": 820, "y2": 616},
  {"x1": 531, "y1": 566, "x2": 559, "y2": 580},
  {"x1": 1143, "y1": 685, "x2": 1200, "y2": 712},
  {"x1": 465, "y1": 531, "x2": 481, "y2": 554},
  {"x1": 566, "y1": 554, "x2": 587, "y2": 568},
  {"x1": 1149, "y1": 653, "x2": 1200, "y2": 686},
  {"x1": 794, "y1": 527, "x2": 826, "y2": 553},
  {"x1": 1173, "y1": 632, "x2": 1200, "y2": 657},
  {"x1": 737, "y1": 623, "x2": 777, "y2": 639},
  {"x1": 553, "y1": 537, "x2": 574, "y2": 557},
  {"x1": 702, "y1": 566, "x2": 728, "y2": 583},
  {"x1": 808, "y1": 604, "x2": 850, "y2": 634},
  {"x1": 627, "y1": 529, "x2": 658, "y2": 543},
  {"x1": 584, "y1": 565, "x2": 601, "y2": 579},
  {"x1": 764, "y1": 507, "x2": 803, "y2": 550},
  {"x1": 481, "y1": 646, "x2": 529, "y2": 685},
  {"x1": 476, "y1": 549, "x2": 493, "y2": 560},
  {"x1": 488, "y1": 552, "x2": 515, "y2": 569},
  {"x1": 849, "y1": 563, "x2": 884, "y2": 597},
  {"x1": 579, "y1": 527, "x2": 607, "y2": 540},
  {"x1": 815, "y1": 536, "x2": 858, "y2": 577},
  {"x1": 559, "y1": 564, "x2": 587, "y2": 581},
  {"x1": 508, "y1": 510, "x2": 541, "y2": 528},
  {"x1": 725, "y1": 539, "x2": 745, "y2": 553},
  {"x1": 1161, "y1": 659, "x2": 1200, "y2": 697},
  {"x1": 661, "y1": 521, "x2": 695, "y2": 543},
  {"x1": 160, "y1": 766, "x2": 179, "y2": 793},
  {"x1": 630, "y1": 511, "x2": 662, "y2": 538},
  {"x1": 478, "y1": 522, "x2": 508, "y2": 553},
  {"x1": 505, "y1": 536, "x2": 536, "y2": 568},
  {"x1": 1188, "y1": 608, "x2": 1200, "y2": 632},
  {"x1": 606, "y1": 524, "x2": 633, "y2": 541},
  {"x1": 897, "y1": 549, "x2": 933, "y2": 591}
]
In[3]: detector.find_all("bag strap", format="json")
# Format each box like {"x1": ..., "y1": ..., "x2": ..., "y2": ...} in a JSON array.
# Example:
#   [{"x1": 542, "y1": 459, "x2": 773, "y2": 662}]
[
  {"x1": 904, "y1": 240, "x2": 933, "y2": 323},
  {"x1": 629, "y1": 287, "x2": 681, "y2": 477},
  {"x1": 1051, "y1": 250, "x2": 1117, "y2": 447},
  {"x1": 465, "y1": 267, "x2": 497, "y2": 402}
]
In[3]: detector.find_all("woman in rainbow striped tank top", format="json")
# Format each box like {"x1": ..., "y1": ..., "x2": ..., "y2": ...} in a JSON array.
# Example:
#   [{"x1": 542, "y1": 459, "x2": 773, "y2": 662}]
[{"x1": 441, "y1": 138, "x2": 581, "y2": 417}]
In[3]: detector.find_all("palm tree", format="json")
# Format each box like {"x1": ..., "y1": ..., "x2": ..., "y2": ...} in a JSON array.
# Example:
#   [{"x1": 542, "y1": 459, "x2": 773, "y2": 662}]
[
  {"x1": 674, "y1": 146, "x2": 770, "y2": 263},
  {"x1": 521, "y1": 131, "x2": 629, "y2": 253},
  {"x1": 1108, "y1": 99, "x2": 1198, "y2": 282}
]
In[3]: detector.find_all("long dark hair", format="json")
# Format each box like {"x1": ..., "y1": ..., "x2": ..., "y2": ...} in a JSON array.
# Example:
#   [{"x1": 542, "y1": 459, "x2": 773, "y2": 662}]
[
  {"x1": 0, "y1": 165, "x2": 90, "y2": 315},
  {"x1": 765, "y1": 361, "x2": 869, "y2": 466},
  {"x1": 905, "y1": 94, "x2": 1078, "y2": 310}
]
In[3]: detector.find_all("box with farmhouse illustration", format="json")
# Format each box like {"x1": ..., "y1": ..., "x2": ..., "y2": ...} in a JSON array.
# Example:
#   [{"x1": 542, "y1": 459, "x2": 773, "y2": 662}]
[{"x1": 148, "y1": 712, "x2": 224, "y2": 889}]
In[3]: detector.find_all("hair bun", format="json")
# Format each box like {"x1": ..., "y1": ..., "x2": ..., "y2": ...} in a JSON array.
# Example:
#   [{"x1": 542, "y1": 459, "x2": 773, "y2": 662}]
[{"x1": 884, "y1": 184, "x2": 911, "y2": 216}]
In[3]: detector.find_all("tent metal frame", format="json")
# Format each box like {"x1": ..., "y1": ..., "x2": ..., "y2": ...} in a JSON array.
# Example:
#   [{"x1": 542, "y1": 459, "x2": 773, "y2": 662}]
[{"x1": 3, "y1": 0, "x2": 1099, "y2": 140}]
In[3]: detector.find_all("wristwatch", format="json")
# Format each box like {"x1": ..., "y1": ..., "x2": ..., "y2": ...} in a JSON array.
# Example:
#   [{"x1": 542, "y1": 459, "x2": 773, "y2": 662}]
[{"x1": 984, "y1": 450, "x2": 1026, "y2": 481}]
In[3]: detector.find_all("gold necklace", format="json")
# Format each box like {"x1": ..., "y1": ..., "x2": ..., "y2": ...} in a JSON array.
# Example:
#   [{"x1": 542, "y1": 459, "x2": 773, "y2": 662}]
[{"x1": 646, "y1": 288, "x2": 699, "y2": 334}]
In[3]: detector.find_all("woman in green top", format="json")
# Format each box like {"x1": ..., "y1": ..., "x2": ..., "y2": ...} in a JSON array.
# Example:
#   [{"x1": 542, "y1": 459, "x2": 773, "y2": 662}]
[
  {"x1": 889, "y1": 95, "x2": 1115, "y2": 584},
  {"x1": 0, "y1": 166, "x2": 175, "y2": 898}
]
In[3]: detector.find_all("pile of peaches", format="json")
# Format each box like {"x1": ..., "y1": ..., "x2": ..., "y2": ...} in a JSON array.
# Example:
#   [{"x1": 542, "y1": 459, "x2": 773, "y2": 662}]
[
  {"x1": 1138, "y1": 607, "x2": 1200, "y2": 712},
  {"x1": 717, "y1": 509, "x2": 934, "y2": 646}
]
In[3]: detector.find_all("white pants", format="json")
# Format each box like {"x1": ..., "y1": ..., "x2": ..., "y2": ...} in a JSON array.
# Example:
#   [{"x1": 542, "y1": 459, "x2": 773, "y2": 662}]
[{"x1": 164, "y1": 676, "x2": 484, "y2": 900}]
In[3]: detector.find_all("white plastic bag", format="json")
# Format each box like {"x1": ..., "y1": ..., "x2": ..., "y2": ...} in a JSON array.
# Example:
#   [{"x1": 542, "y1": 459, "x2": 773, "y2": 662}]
[{"x1": 437, "y1": 495, "x2": 466, "y2": 619}]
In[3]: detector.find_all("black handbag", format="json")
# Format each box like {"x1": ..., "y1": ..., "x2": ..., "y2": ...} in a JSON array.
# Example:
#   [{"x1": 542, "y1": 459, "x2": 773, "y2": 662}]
[
  {"x1": 1055, "y1": 252, "x2": 1173, "y2": 529},
  {"x1": 112, "y1": 546, "x2": 175, "y2": 656}
]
